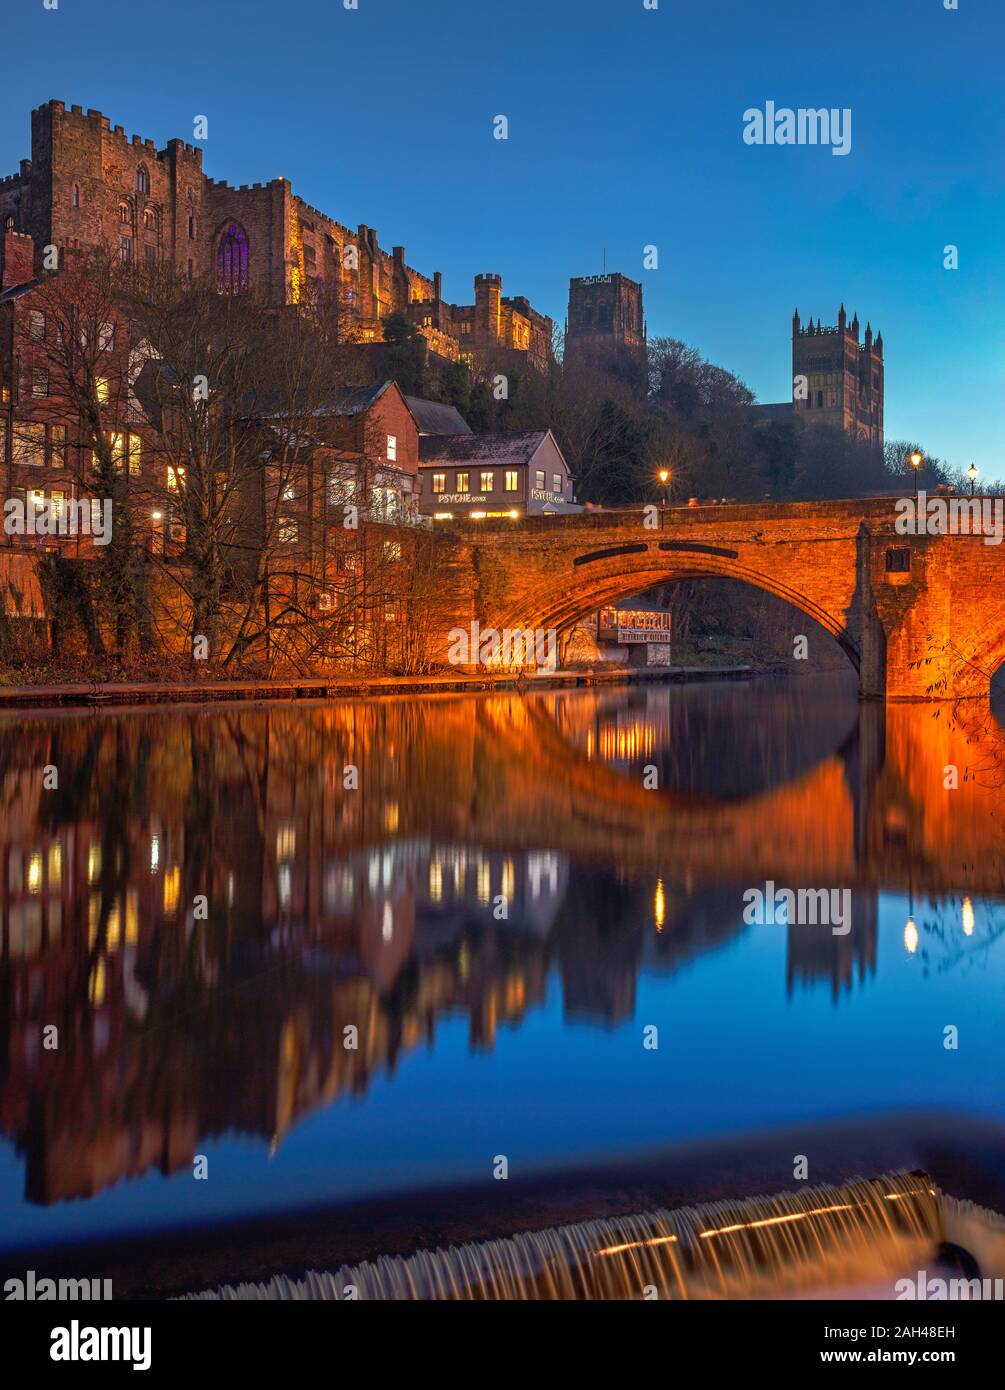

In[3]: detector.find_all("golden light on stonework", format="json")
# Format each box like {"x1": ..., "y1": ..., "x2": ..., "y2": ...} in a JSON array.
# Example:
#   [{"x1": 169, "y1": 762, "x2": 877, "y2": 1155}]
[
  {"x1": 904, "y1": 917, "x2": 919, "y2": 954},
  {"x1": 962, "y1": 897, "x2": 975, "y2": 936},
  {"x1": 654, "y1": 878, "x2": 666, "y2": 931}
]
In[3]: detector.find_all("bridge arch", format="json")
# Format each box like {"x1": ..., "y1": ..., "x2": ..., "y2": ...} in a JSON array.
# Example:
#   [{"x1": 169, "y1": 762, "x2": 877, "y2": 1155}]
[{"x1": 495, "y1": 551, "x2": 862, "y2": 674}]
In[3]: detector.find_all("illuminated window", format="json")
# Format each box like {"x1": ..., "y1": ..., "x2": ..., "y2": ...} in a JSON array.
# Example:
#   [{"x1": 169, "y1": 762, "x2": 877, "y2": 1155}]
[
  {"x1": 15, "y1": 423, "x2": 45, "y2": 466},
  {"x1": 431, "y1": 472, "x2": 446, "y2": 493},
  {"x1": 50, "y1": 424, "x2": 66, "y2": 467},
  {"x1": 48, "y1": 842, "x2": 62, "y2": 889},
  {"x1": 456, "y1": 471, "x2": 469, "y2": 492},
  {"x1": 535, "y1": 469, "x2": 545, "y2": 489},
  {"x1": 119, "y1": 203, "x2": 131, "y2": 224},
  {"x1": 167, "y1": 464, "x2": 185, "y2": 490},
  {"x1": 143, "y1": 208, "x2": 155, "y2": 230},
  {"x1": 279, "y1": 518, "x2": 298, "y2": 544},
  {"x1": 505, "y1": 470, "x2": 518, "y2": 492},
  {"x1": 477, "y1": 861, "x2": 491, "y2": 905},
  {"x1": 276, "y1": 825, "x2": 296, "y2": 861},
  {"x1": 217, "y1": 223, "x2": 249, "y2": 293},
  {"x1": 386, "y1": 434, "x2": 397, "y2": 461},
  {"x1": 50, "y1": 490, "x2": 66, "y2": 524},
  {"x1": 88, "y1": 842, "x2": 101, "y2": 884},
  {"x1": 480, "y1": 471, "x2": 494, "y2": 492},
  {"x1": 95, "y1": 377, "x2": 109, "y2": 403},
  {"x1": 27, "y1": 852, "x2": 43, "y2": 894},
  {"x1": 383, "y1": 539, "x2": 401, "y2": 561}
]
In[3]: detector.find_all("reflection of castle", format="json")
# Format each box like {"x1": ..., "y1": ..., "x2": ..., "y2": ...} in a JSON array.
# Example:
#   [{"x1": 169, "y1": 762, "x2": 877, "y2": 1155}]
[{"x1": 0, "y1": 687, "x2": 997, "y2": 1210}]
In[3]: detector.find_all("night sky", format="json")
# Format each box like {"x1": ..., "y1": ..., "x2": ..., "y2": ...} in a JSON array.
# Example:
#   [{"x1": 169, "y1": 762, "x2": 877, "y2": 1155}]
[{"x1": 3, "y1": 0, "x2": 1003, "y2": 474}]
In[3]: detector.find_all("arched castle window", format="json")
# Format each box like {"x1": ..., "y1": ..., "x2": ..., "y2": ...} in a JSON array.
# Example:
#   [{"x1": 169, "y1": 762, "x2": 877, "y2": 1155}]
[
  {"x1": 119, "y1": 202, "x2": 131, "y2": 224},
  {"x1": 143, "y1": 208, "x2": 156, "y2": 231},
  {"x1": 217, "y1": 223, "x2": 249, "y2": 293},
  {"x1": 136, "y1": 166, "x2": 150, "y2": 195}
]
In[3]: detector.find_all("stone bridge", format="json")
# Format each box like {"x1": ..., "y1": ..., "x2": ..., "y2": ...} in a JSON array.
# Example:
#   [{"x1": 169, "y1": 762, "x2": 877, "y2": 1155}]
[{"x1": 430, "y1": 498, "x2": 1005, "y2": 700}]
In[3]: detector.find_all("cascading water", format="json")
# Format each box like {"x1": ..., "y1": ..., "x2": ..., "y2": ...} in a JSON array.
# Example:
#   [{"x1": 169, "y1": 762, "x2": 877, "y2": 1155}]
[{"x1": 182, "y1": 1170, "x2": 1004, "y2": 1301}]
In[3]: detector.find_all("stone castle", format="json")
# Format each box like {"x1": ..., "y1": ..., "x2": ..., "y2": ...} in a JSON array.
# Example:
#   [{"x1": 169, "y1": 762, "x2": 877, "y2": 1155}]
[{"x1": 0, "y1": 100, "x2": 553, "y2": 370}]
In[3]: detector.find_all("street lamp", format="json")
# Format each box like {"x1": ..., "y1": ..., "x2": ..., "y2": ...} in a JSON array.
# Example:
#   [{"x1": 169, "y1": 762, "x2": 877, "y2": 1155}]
[
  {"x1": 967, "y1": 463, "x2": 978, "y2": 496},
  {"x1": 658, "y1": 468, "x2": 670, "y2": 528},
  {"x1": 909, "y1": 451, "x2": 923, "y2": 499}
]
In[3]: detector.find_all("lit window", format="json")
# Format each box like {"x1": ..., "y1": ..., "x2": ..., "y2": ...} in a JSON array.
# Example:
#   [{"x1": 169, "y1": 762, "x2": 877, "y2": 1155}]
[
  {"x1": 167, "y1": 464, "x2": 185, "y2": 490},
  {"x1": 50, "y1": 490, "x2": 66, "y2": 524},
  {"x1": 383, "y1": 539, "x2": 401, "y2": 561},
  {"x1": 50, "y1": 426, "x2": 66, "y2": 467},
  {"x1": 431, "y1": 472, "x2": 446, "y2": 493},
  {"x1": 96, "y1": 377, "x2": 109, "y2": 403},
  {"x1": 505, "y1": 470, "x2": 518, "y2": 492},
  {"x1": 143, "y1": 208, "x2": 155, "y2": 230},
  {"x1": 15, "y1": 423, "x2": 45, "y2": 466},
  {"x1": 535, "y1": 469, "x2": 545, "y2": 489},
  {"x1": 480, "y1": 471, "x2": 494, "y2": 492},
  {"x1": 279, "y1": 518, "x2": 298, "y2": 543},
  {"x1": 276, "y1": 825, "x2": 296, "y2": 861},
  {"x1": 119, "y1": 203, "x2": 130, "y2": 224},
  {"x1": 456, "y1": 471, "x2": 469, "y2": 492},
  {"x1": 386, "y1": 434, "x2": 397, "y2": 461}
]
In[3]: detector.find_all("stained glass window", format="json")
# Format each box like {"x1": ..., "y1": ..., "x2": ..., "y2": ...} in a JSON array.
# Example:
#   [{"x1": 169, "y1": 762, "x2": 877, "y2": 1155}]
[{"x1": 217, "y1": 224, "x2": 249, "y2": 293}]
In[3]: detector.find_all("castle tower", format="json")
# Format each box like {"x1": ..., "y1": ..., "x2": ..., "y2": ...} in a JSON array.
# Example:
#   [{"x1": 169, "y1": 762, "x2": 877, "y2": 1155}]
[
  {"x1": 791, "y1": 306, "x2": 884, "y2": 451},
  {"x1": 565, "y1": 272, "x2": 646, "y2": 373},
  {"x1": 474, "y1": 272, "x2": 503, "y2": 345}
]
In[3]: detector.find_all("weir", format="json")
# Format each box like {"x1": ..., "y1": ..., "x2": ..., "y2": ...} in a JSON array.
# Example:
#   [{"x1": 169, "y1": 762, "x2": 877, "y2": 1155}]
[{"x1": 182, "y1": 1172, "x2": 1005, "y2": 1301}]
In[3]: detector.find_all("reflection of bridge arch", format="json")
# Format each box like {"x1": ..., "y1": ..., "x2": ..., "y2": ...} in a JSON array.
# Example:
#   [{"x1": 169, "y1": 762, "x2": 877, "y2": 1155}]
[{"x1": 497, "y1": 553, "x2": 861, "y2": 674}]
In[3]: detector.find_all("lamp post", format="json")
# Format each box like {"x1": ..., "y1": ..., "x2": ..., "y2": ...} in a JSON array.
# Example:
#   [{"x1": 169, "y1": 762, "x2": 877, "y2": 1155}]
[
  {"x1": 968, "y1": 463, "x2": 978, "y2": 497},
  {"x1": 658, "y1": 468, "x2": 670, "y2": 528},
  {"x1": 909, "y1": 451, "x2": 923, "y2": 500}
]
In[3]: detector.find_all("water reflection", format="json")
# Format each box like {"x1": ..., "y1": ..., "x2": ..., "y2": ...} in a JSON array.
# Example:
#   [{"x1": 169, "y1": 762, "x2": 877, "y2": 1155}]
[{"x1": 1, "y1": 678, "x2": 1004, "y2": 1236}]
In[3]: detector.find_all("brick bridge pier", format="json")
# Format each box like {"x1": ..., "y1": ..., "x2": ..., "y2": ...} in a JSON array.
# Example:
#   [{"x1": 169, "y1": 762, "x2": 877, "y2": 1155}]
[{"x1": 430, "y1": 498, "x2": 1005, "y2": 701}]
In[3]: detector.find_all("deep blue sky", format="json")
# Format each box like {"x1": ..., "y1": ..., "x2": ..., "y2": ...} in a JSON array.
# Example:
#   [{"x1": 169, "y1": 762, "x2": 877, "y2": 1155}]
[{"x1": 4, "y1": 0, "x2": 1004, "y2": 474}]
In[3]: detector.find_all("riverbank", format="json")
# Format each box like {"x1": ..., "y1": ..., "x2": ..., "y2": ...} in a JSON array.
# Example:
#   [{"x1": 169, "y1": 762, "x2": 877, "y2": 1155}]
[{"x1": 0, "y1": 662, "x2": 752, "y2": 709}]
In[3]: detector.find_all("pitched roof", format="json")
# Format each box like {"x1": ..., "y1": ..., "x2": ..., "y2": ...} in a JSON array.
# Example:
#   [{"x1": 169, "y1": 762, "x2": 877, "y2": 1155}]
[
  {"x1": 418, "y1": 430, "x2": 554, "y2": 466},
  {"x1": 404, "y1": 395, "x2": 473, "y2": 436}
]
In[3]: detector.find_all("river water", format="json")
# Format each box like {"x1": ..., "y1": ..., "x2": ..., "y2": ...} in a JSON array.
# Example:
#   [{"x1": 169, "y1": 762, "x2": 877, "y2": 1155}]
[{"x1": 1, "y1": 675, "x2": 1004, "y2": 1253}]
